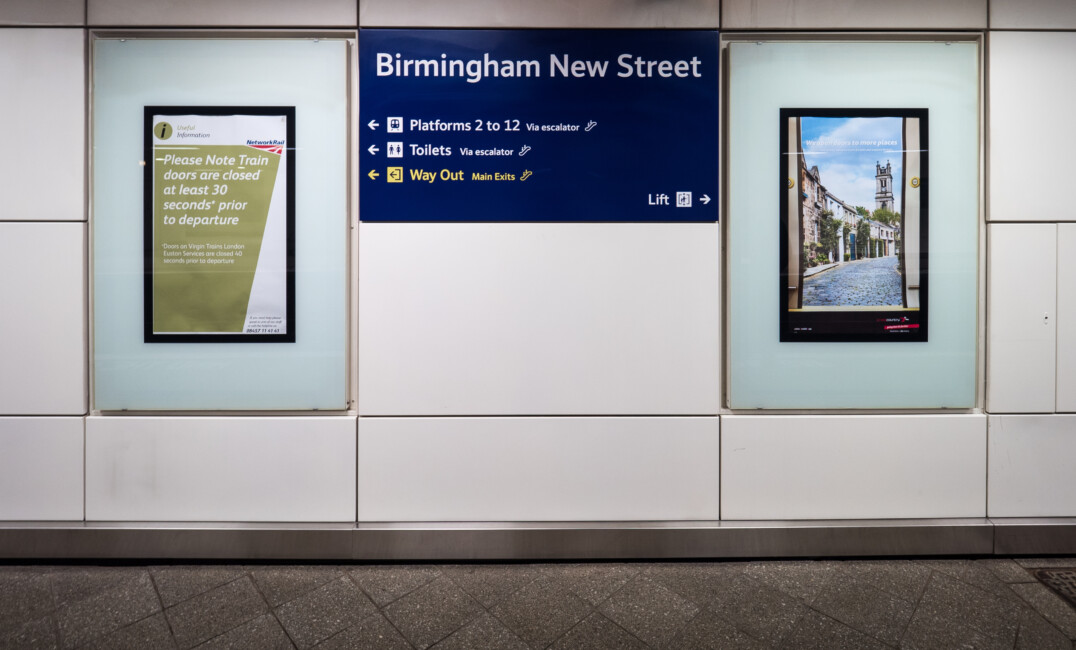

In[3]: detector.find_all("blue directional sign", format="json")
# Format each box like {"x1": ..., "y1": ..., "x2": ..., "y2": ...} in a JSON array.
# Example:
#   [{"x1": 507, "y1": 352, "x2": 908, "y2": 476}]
[{"x1": 360, "y1": 29, "x2": 718, "y2": 222}]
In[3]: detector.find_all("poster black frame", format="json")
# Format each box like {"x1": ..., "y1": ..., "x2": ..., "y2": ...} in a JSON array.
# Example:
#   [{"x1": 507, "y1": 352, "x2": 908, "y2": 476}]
[
  {"x1": 142, "y1": 105, "x2": 296, "y2": 344},
  {"x1": 778, "y1": 107, "x2": 929, "y2": 343}
]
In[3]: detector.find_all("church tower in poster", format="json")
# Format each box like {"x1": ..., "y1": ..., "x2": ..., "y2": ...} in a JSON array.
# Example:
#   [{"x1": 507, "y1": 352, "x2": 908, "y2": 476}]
[{"x1": 875, "y1": 160, "x2": 895, "y2": 211}]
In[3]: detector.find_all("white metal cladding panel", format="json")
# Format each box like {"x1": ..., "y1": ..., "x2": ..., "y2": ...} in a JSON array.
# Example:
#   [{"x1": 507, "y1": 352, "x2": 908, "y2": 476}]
[
  {"x1": 360, "y1": 0, "x2": 718, "y2": 28},
  {"x1": 86, "y1": 417, "x2": 357, "y2": 522},
  {"x1": 990, "y1": 0, "x2": 1076, "y2": 29},
  {"x1": 0, "y1": 418, "x2": 84, "y2": 520},
  {"x1": 358, "y1": 417, "x2": 720, "y2": 522},
  {"x1": 0, "y1": 223, "x2": 87, "y2": 415},
  {"x1": 1056, "y1": 224, "x2": 1076, "y2": 412},
  {"x1": 989, "y1": 32, "x2": 1076, "y2": 221},
  {"x1": 0, "y1": 29, "x2": 84, "y2": 221},
  {"x1": 88, "y1": 0, "x2": 356, "y2": 26},
  {"x1": 358, "y1": 223, "x2": 721, "y2": 416},
  {"x1": 989, "y1": 415, "x2": 1076, "y2": 517},
  {"x1": 986, "y1": 224, "x2": 1056, "y2": 413},
  {"x1": 721, "y1": 415, "x2": 987, "y2": 520},
  {"x1": 0, "y1": 0, "x2": 83, "y2": 25},
  {"x1": 722, "y1": 0, "x2": 985, "y2": 28}
]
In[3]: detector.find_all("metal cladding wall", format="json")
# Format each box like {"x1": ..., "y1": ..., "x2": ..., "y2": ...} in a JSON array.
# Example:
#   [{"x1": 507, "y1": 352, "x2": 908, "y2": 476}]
[{"x1": 0, "y1": 0, "x2": 1074, "y2": 559}]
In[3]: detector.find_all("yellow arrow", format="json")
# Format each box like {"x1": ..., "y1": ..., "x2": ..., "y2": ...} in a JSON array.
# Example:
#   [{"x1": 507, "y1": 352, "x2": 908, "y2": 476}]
[{"x1": 368, "y1": 169, "x2": 380, "y2": 180}]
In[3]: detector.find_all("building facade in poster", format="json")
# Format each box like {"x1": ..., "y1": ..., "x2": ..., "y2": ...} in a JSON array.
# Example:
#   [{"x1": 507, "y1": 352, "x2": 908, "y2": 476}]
[
  {"x1": 144, "y1": 107, "x2": 295, "y2": 343},
  {"x1": 780, "y1": 108, "x2": 928, "y2": 342}
]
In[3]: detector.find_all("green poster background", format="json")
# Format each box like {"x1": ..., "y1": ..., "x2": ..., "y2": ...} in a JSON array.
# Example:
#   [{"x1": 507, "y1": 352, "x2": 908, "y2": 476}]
[{"x1": 152, "y1": 144, "x2": 280, "y2": 333}]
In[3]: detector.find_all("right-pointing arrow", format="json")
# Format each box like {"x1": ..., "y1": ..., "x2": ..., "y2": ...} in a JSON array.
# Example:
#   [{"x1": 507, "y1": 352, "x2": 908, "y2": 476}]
[{"x1": 700, "y1": 194, "x2": 711, "y2": 205}]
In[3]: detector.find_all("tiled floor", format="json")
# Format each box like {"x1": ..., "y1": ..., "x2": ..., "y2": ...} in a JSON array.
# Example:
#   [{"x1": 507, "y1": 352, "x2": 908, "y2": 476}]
[{"x1": 1, "y1": 558, "x2": 1075, "y2": 649}]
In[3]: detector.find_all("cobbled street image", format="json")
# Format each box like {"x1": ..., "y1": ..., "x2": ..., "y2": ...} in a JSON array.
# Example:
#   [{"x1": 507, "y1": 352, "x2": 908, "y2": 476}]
[{"x1": 803, "y1": 256, "x2": 902, "y2": 306}]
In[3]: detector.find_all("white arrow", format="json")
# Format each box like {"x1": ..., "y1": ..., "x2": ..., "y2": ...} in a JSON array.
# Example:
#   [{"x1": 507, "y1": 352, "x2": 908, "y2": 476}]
[
  {"x1": 367, "y1": 119, "x2": 379, "y2": 130},
  {"x1": 368, "y1": 144, "x2": 380, "y2": 155},
  {"x1": 700, "y1": 194, "x2": 711, "y2": 205}
]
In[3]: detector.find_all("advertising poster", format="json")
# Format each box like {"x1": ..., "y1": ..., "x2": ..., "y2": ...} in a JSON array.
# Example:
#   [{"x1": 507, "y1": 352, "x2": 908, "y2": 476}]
[
  {"x1": 360, "y1": 29, "x2": 718, "y2": 222},
  {"x1": 143, "y1": 107, "x2": 295, "y2": 343},
  {"x1": 780, "y1": 108, "x2": 928, "y2": 342}
]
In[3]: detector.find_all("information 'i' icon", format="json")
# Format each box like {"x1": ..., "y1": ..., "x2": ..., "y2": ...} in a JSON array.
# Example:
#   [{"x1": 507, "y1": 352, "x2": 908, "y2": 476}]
[{"x1": 154, "y1": 121, "x2": 173, "y2": 140}]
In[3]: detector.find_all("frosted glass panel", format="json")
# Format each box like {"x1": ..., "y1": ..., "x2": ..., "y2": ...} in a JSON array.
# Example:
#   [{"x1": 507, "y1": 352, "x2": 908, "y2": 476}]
[
  {"x1": 727, "y1": 41, "x2": 979, "y2": 408},
  {"x1": 93, "y1": 38, "x2": 348, "y2": 410}
]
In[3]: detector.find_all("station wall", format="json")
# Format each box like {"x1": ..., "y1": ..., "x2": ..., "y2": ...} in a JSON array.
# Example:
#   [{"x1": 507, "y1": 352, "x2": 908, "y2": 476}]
[{"x1": 1, "y1": 0, "x2": 1074, "y2": 533}]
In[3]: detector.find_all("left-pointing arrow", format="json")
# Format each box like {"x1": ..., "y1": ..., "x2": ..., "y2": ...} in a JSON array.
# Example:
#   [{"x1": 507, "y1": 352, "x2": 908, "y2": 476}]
[
  {"x1": 368, "y1": 169, "x2": 380, "y2": 180},
  {"x1": 367, "y1": 120, "x2": 380, "y2": 130},
  {"x1": 368, "y1": 145, "x2": 380, "y2": 155}
]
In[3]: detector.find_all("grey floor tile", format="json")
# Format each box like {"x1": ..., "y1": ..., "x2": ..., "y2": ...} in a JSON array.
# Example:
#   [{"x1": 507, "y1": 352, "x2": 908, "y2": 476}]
[
  {"x1": 0, "y1": 573, "x2": 54, "y2": 633},
  {"x1": 915, "y1": 559, "x2": 970, "y2": 580},
  {"x1": 742, "y1": 560, "x2": 835, "y2": 604},
  {"x1": 49, "y1": 567, "x2": 148, "y2": 608},
  {"x1": 810, "y1": 575, "x2": 916, "y2": 646},
  {"x1": 598, "y1": 575, "x2": 698, "y2": 648},
  {"x1": 1012, "y1": 582, "x2": 1076, "y2": 639},
  {"x1": 960, "y1": 562, "x2": 1031, "y2": 606},
  {"x1": 384, "y1": 575, "x2": 484, "y2": 650},
  {"x1": 835, "y1": 559, "x2": 932, "y2": 603},
  {"x1": 976, "y1": 559, "x2": 1037, "y2": 584},
  {"x1": 431, "y1": 612, "x2": 530, "y2": 650},
  {"x1": 912, "y1": 573, "x2": 1020, "y2": 647},
  {"x1": 165, "y1": 576, "x2": 267, "y2": 649},
  {"x1": 251, "y1": 566, "x2": 343, "y2": 608},
  {"x1": 1015, "y1": 558, "x2": 1076, "y2": 569},
  {"x1": 11, "y1": 560, "x2": 1076, "y2": 650},
  {"x1": 784, "y1": 610, "x2": 889, "y2": 650},
  {"x1": 151, "y1": 566, "x2": 248, "y2": 608},
  {"x1": 0, "y1": 615, "x2": 58, "y2": 650},
  {"x1": 491, "y1": 574, "x2": 592, "y2": 650},
  {"x1": 83, "y1": 613, "x2": 176, "y2": 650},
  {"x1": 900, "y1": 607, "x2": 1012, "y2": 650},
  {"x1": 707, "y1": 573, "x2": 807, "y2": 646},
  {"x1": 666, "y1": 609, "x2": 763, "y2": 650},
  {"x1": 315, "y1": 613, "x2": 411, "y2": 650},
  {"x1": 195, "y1": 613, "x2": 294, "y2": 649},
  {"x1": 544, "y1": 564, "x2": 643, "y2": 609},
  {"x1": 0, "y1": 567, "x2": 51, "y2": 583},
  {"x1": 645, "y1": 562, "x2": 745, "y2": 608},
  {"x1": 275, "y1": 576, "x2": 377, "y2": 650},
  {"x1": 1015, "y1": 608, "x2": 1072, "y2": 650},
  {"x1": 548, "y1": 612, "x2": 648, "y2": 650},
  {"x1": 442, "y1": 564, "x2": 543, "y2": 608},
  {"x1": 314, "y1": 611, "x2": 411, "y2": 645},
  {"x1": 56, "y1": 571, "x2": 161, "y2": 649},
  {"x1": 348, "y1": 565, "x2": 441, "y2": 608}
]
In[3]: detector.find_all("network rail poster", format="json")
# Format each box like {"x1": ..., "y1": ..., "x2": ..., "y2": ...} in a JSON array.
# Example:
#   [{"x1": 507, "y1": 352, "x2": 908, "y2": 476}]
[
  {"x1": 143, "y1": 107, "x2": 295, "y2": 343},
  {"x1": 360, "y1": 29, "x2": 719, "y2": 222}
]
